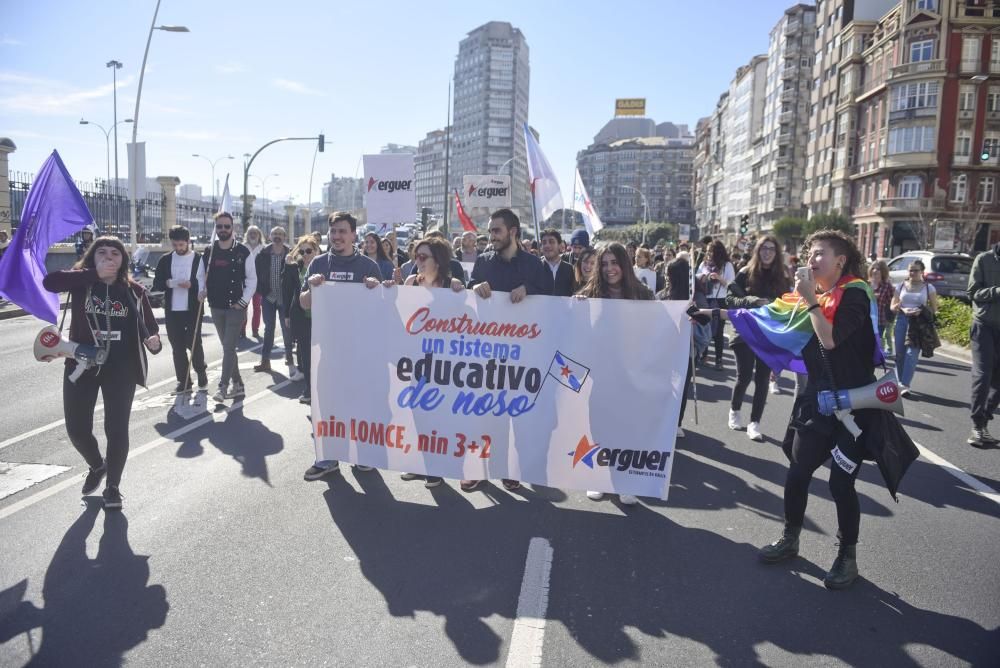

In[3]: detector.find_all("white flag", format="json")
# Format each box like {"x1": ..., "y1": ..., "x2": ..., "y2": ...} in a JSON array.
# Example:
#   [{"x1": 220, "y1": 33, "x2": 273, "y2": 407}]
[
  {"x1": 218, "y1": 174, "x2": 233, "y2": 216},
  {"x1": 523, "y1": 123, "x2": 563, "y2": 224},
  {"x1": 572, "y1": 169, "x2": 604, "y2": 235}
]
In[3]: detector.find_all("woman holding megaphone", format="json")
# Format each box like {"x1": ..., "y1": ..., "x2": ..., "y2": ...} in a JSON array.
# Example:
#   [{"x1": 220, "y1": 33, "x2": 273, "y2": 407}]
[
  {"x1": 43, "y1": 236, "x2": 160, "y2": 510},
  {"x1": 696, "y1": 230, "x2": 917, "y2": 590}
]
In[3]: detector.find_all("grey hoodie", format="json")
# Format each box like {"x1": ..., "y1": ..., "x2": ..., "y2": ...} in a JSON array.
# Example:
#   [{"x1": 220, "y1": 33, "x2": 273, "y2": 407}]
[{"x1": 301, "y1": 249, "x2": 382, "y2": 290}]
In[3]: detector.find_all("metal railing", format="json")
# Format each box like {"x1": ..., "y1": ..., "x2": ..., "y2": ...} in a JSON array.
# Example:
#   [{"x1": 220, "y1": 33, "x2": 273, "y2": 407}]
[{"x1": 890, "y1": 59, "x2": 945, "y2": 78}]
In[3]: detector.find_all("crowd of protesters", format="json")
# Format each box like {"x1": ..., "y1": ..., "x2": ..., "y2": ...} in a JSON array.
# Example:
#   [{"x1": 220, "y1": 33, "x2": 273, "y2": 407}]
[{"x1": 41, "y1": 203, "x2": 1000, "y2": 590}]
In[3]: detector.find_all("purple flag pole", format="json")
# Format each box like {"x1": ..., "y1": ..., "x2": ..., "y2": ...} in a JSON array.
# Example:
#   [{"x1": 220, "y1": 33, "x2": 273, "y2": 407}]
[{"x1": 0, "y1": 150, "x2": 93, "y2": 323}]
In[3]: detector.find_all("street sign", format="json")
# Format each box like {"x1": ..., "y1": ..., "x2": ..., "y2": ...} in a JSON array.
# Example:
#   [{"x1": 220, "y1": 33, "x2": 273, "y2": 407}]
[{"x1": 934, "y1": 221, "x2": 955, "y2": 251}]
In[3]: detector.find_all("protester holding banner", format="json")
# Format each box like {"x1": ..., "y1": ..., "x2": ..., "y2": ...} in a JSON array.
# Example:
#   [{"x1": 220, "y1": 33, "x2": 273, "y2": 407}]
[
  {"x1": 152, "y1": 225, "x2": 208, "y2": 393},
  {"x1": 43, "y1": 236, "x2": 161, "y2": 510},
  {"x1": 696, "y1": 241, "x2": 736, "y2": 370},
  {"x1": 408, "y1": 230, "x2": 467, "y2": 284},
  {"x1": 750, "y1": 230, "x2": 917, "y2": 590},
  {"x1": 724, "y1": 236, "x2": 790, "y2": 442},
  {"x1": 391, "y1": 236, "x2": 465, "y2": 488},
  {"x1": 281, "y1": 235, "x2": 321, "y2": 404},
  {"x1": 254, "y1": 226, "x2": 297, "y2": 377},
  {"x1": 243, "y1": 225, "x2": 265, "y2": 339},
  {"x1": 300, "y1": 212, "x2": 384, "y2": 481},
  {"x1": 363, "y1": 232, "x2": 395, "y2": 282},
  {"x1": 200, "y1": 212, "x2": 257, "y2": 403},
  {"x1": 461, "y1": 208, "x2": 549, "y2": 492},
  {"x1": 574, "y1": 247, "x2": 597, "y2": 288},
  {"x1": 539, "y1": 228, "x2": 575, "y2": 297},
  {"x1": 577, "y1": 242, "x2": 653, "y2": 505}
]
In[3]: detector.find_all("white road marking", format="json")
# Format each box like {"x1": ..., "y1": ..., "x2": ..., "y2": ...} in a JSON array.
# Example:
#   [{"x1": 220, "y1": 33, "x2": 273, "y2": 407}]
[
  {"x1": 0, "y1": 338, "x2": 278, "y2": 452},
  {"x1": 505, "y1": 537, "x2": 553, "y2": 668},
  {"x1": 0, "y1": 462, "x2": 71, "y2": 500},
  {"x1": 915, "y1": 441, "x2": 1000, "y2": 507},
  {"x1": 0, "y1": 378, "x2": 292, "y2": 520}
]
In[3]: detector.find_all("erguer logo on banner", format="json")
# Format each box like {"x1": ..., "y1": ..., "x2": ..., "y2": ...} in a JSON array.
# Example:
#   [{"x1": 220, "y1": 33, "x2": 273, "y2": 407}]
[
  {"x1": 463, "y1": 175, "x2": 512, "y2": 208},
  {"x1": 363, "y1": 154, "x2": 417, "y2": 226}
]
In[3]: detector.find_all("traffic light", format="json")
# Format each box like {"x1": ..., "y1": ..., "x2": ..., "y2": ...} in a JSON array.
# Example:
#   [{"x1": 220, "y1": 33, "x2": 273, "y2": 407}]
[
  {"x1": 982, "y1": 145, "x2": 991, "y2": 161},
  {"x1": 318, "y1": 134, "x2": 325, "y2": 152},
  {"x1": 739, "y1": 215, "x2": 750, "y2": 236}
]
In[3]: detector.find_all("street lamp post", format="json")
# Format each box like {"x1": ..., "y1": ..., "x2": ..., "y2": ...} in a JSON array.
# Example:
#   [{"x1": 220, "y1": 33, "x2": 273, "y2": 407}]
[
  {"x1": 249, "y1": 173, "x2": 279, "y2": 221},
  {"x1": 497, "y1": 157, "x2": 515, "y2": 176},
  {"x1": 127, "y1": 0, "x2": 188, "y2": 248},
  {"x1": 192, "y1": 154, "x2": 235, "y2": 209},
  {"x1": 621, "y1": 185, "x2": 649, "y2": 244},
  {"x1": 106, "y1": 60, "x2": 123, "y2": 197},
  {"x1": 79, "y1": 118, "x2": 134, "y2": 193}
]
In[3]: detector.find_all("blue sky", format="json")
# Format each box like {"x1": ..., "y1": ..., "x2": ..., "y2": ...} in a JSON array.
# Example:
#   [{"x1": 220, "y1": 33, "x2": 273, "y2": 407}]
[{"x1": 2, "y1": 0, "x2": 798, "y2": 208}]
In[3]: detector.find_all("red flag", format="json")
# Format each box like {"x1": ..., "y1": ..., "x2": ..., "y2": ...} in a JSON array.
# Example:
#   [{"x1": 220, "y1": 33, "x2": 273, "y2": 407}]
[{"x1": 454, "y1": 190, "x2": 476, "y2": 232}]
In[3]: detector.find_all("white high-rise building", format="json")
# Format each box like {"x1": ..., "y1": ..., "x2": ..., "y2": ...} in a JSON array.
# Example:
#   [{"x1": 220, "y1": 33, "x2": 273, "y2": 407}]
[
  {"x1": 415, "y1": 128, "x2": 449, "y2": 217},
  {"x1": 725, "y1": 55, "x2": 769, "y2": 237},
  {"x1": 450, "y1": 21, "x2": 530, "y2": 223}
]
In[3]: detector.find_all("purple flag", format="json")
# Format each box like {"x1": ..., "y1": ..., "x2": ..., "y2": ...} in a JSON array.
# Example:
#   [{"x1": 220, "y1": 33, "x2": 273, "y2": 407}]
[{"x1": 0, "y1": 151, "x2": 93, "y2": 323}]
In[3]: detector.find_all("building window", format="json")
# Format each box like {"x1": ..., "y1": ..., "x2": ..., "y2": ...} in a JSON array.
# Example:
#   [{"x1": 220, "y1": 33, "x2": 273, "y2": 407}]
[
  {"x1": 992, "y1": 39, "x2": 1000, "y2": 72},
  {"x1": 898, "y1": 176, "x2": 923, "y2": 199},
  {"x1": 888, "y1": 125, "x2": 936, "y2": 153},
  {"x1": 950, "y1": 174, "x2": 968, "y2": 203},
  {"x1": 960, "y1": 85, "x2": 976, "y2": 111},
  {"x1": 915, "y1": 0, "x2": 937, "y2": 9},
  {"x1": 988, "y1": 87, "x2": 1000, "y2": 112},
  {"x1": 956, "y1": 131, "x2": 972, "y2": 156},
  {"x1": 981, "y1": 176, "x2": 996, "y2": 203},
  {"x1": 910, "y1": 39, "x2": 935, "y2": 62},
  {"x1": 891, "y1": 82, "x2": 939, "y2": 110},
  {"x1": 962, "y1": 35, "x2": 982, "y2": 72},
  {"x1": 985, "y1": 135, "x2": 1000, "y2": 160}
]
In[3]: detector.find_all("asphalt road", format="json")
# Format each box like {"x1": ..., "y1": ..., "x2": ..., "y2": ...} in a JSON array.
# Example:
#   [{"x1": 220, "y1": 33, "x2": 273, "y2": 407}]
[{"x1": 0, "y1": 310, "x2": 998, "y2": 667}]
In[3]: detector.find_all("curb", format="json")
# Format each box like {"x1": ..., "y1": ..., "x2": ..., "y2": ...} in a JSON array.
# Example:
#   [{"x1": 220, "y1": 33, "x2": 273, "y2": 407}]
[
  {"x1": 937, "y1": 340, "x2": 972, "y2": 365},
  {"x1": 0, "y1": 306, "x2": 28, "y2": 321}
]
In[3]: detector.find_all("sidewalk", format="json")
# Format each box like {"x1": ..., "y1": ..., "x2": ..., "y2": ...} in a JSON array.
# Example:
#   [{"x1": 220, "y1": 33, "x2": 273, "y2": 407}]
[{"x1": 0, "y1": 298, "x2": 67, "y2": 322}]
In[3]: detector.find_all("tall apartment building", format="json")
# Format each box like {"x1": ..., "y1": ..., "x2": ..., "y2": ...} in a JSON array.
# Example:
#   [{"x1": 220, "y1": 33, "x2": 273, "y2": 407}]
[
  {"x1": 576, "y1": 119, "x2": 695, "y2": 227},
  {"x1": 848, "y1": 0, "x2": 1000, "y2": 256},
  {"x1": 725, "y1": 56, "x2": 769, "y2": 238},
  {"x1": 449, "y1": 22, "x2": 531, "y2": 222},
  {"x1": 414, "y1": 128, "x2": 449, "y2": 217},
  {"x1": 694, "y1": 93, "x2": 731, "y2": 238},
  {"x1": 322, "y1": 174, "x2": 364, "y2": 212},
  {"x1": 751, "y1": 4, "x2": 817, "y2": 231},
  {"x1": 380, "y1": 143, "x2": 416, "y2": 155},
  {"x1": 804, "y1": 0, "x2": 898, "y2": 216}
]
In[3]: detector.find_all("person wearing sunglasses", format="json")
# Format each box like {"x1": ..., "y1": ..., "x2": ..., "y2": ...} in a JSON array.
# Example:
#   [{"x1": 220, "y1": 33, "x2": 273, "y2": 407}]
[
  {"x1": 282, "y1": 235, "x2": 323, "y2": 405},
  {"x1": 199, "y1": 212, "x2": 258, "y2": 402}
]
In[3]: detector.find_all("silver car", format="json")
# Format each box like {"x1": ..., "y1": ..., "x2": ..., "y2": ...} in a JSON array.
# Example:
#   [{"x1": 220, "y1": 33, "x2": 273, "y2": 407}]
[{"x1": 886, "y1": 251, "x2": 973, "y2": 301}]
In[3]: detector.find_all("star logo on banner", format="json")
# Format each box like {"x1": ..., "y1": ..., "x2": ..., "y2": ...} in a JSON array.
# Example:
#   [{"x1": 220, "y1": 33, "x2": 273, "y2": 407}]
[{"x1": 561, "y1": 365, "x2": 571, "y2": 378}]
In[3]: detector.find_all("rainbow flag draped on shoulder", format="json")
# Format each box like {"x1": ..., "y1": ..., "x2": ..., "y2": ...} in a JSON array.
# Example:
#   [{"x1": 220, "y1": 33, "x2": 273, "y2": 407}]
[{"x1": 728, "y1": 275, "x2": 883, "y2": 374}]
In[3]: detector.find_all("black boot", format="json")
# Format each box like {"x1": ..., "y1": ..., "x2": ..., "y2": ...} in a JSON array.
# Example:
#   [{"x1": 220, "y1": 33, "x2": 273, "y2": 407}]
[
  {"x1": 759, "y1": 524, "x2": 800, "y2": 563},
  {"x1": 823, "y1": 543, "x2": 859, "y2": 590}
]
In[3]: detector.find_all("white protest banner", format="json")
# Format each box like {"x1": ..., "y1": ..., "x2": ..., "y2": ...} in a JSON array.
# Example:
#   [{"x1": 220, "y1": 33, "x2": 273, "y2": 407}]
[
  {"x1": 363, "y1": 154, "x2": 416, "y2": 227},
  {"x1": 463, "y1": 175, "x2": 512, "y2": 208},
  {"x1": 311, "y1": 285, "x2": 690, "y2": 499},
  {"x1": 634, "y1": 267, "x2": 657, "y2": 292}
]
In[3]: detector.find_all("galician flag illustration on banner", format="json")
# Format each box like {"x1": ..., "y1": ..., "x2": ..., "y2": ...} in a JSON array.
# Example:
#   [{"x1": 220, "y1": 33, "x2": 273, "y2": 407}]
[
  {"x1": 572, "y1": 168, "x2": 604, "y2": 235},
  {"x1": 523, "y1": 122, "x2": 563, "y2": 223}
]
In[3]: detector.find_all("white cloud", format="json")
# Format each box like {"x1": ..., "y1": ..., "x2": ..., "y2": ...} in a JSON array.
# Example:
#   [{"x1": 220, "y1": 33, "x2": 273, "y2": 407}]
[
  {"x1": 215, "y1": 63, "x2": 246, "y2": 75},
  {"x1": 272, "y1": 78, "x2": 324, "y2": 96},
  {"x1": 0, "y1": 72, "x2": 135, "y2": 116}
]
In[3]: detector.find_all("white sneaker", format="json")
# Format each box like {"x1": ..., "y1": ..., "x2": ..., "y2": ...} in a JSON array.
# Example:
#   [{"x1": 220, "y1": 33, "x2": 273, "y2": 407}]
[
  {"x1": 728, "y1": 409, "x2": 744, "y2": 431},
  {"x1": 747, "y1": 422, "x2": 764, "y2": 442},
  {"x1": 899, "y1": 384, "x2": 910, "y2": 397},
  {"x1": 676, "y1": 427, "x2": 686, "y2": 438},
  {"x1": 619, "y1": 494, "x2": 639, "y2": 506},
  {"x1": 586, "y1": 490, "x2": 604, "y2": 500},
  {"x1": 769, "y1": 380, "x2": 780, "y2": 395},
  {"x1": 287, "y1": 364, "x2": 304, "y2": 382}
]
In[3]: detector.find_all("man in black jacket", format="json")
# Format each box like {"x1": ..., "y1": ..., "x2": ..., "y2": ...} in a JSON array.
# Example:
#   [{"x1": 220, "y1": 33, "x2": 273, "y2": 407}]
[
  {"x1": 152, "y1": 225, "x2": 208, "y2": 393},
  {"x1": 463, "y1": 208, "x2": 548, "y2": 493},
  {"x1": 539, "y1": 228, "x2": 575, "y2": 297},
  {"x1": 253, "y1": 226, "x2": 296, "y2": 376}
]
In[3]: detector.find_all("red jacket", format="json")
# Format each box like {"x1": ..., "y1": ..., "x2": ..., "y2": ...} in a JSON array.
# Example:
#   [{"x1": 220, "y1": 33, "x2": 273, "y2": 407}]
[{"x1": 42, "y1": 268, "x2": 159, "y2": 386}]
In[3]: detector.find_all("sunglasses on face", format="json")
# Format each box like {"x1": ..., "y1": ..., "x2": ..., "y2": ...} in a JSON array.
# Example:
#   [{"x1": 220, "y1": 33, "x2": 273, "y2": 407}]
[
  {"x1": 302, "y1": 248, "x2": 316, "y2": 255},
  {"x1": 216, "y1": 224, "x2": 232, "y2": 230}
]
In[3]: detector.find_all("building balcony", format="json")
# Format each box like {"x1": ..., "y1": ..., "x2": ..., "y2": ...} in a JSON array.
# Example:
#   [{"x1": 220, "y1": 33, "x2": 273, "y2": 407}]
[
  {"x1": 883, "y1": 152, "x2": 937, "y2": 169},
  {"x1": 777, "y1": 133, "x2": 794, "y2": 146},
  {"x1": 838, "y1": 88, "x2": 857, "y2": 105},
  {"x1": 876, "y1": 197, "x2": 945, "y2": 214},
  {"x1": 987, "y1": 110, "x2": 1000, "y2": 122},
  {"x1": 888, "y1": 107, "x2": 937, "y2": 122},
  {"x1": 958, "y1": 109, "x2": 976, "y2": 121},
  {"x1": 890, "y1": 59, "x2": 945, "y2": 78},
  {"x1": 858, "y1": 78, "x2": 887, "y2": 100},
  {"x1": 782, "y1": 65, "x2": 799, "y2": 79},
  {"x1": 779, "y1": 110, "x2": 795, "y2": 125},
  {"x1": 784, "y1": 21, "x2": 801, "y2": 36}
]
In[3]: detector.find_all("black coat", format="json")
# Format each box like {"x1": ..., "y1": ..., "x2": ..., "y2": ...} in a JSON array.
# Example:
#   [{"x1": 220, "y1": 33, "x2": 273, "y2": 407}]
[
  {"x1": 152, "y1": 251, "x2": 203, "y2": 313},
  {"x1": 541, "y1": 258, "x2": 576, "y2": 297}
]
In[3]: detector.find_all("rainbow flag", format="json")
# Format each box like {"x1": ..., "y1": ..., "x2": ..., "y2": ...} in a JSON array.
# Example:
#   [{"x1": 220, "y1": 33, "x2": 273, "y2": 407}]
[{"x1": 728, "y1": 275, "x2": 884, "y2": 373}]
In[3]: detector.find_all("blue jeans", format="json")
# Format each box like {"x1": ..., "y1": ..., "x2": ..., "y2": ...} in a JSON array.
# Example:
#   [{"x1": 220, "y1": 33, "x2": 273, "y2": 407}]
[
  {"x1": 261, "y1": 297, "x2": 291, "y2": 364},
  {"x1": 894, "y1": 316, "x2": 920, "y2": 386}
]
